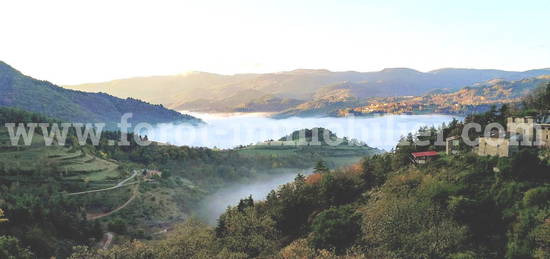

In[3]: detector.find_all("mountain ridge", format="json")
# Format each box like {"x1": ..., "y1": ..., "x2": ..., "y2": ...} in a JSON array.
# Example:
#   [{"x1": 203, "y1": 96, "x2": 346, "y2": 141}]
[
  {"x1": 0, "y1": 61, "x2": 201, "y2": 127},
  {"x1": 64, "y1": 67, "x2": 550, "y2": 113},
  {"x1": 273, "y1": 75, "x2": 550, "y2": 118}
]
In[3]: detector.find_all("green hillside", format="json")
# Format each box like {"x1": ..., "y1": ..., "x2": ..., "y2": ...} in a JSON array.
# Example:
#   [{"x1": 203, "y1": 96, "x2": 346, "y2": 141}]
[
  {"x1": 62, "y1": 84, "x2": 550, "y2": 259},
  {"x1": 0, "y1": 61, "x2": 201, "y2": 127},
  {"x1": 237, "y1": 128, "x2": 383, "y2": 169}
]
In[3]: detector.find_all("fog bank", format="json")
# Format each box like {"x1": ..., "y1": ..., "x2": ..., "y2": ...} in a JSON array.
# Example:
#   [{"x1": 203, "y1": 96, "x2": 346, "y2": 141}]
[
  {"x1": 149, "y1": 113, "x2": 459, "y2": 151},
  {"x1": 198, "y1": 169, "x2": 311, "y2": 225}
]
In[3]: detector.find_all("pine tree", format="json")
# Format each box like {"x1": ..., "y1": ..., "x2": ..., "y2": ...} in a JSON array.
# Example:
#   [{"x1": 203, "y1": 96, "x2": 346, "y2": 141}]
[{"x1": 314, "y1": 160, "x2": 329, "y2": 174}]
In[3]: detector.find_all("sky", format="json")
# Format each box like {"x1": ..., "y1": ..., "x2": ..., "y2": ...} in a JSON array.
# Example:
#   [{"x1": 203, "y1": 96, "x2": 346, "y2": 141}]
[{"x1": 1, "y1": 0, "x2": 549, "y2": 85}]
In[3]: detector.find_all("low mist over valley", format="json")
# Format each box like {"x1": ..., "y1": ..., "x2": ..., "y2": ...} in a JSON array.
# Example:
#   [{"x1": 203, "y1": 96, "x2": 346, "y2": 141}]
[
  {"x1": 2, "y1": 1, "x2": 550, "y2": 258},
  {"x1": 197, "y1": 169, "x2": 312, "y2": 224}
]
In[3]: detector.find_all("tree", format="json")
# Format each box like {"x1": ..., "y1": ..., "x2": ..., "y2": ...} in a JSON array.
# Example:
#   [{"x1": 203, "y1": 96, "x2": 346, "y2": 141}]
[
  {"x1": 237, "y1": 195, "x2": 254, "y2": 212},
  {"x1": 319, "y1": 173, "x2": 363, "y2": 206},
  {"x1": 314, "y1": 160, "x2": 329, "y2": 174},
  {"x1": 156, "y1": 219, "x2": 220, "y2": 258},
  {"x1": 216, "y1": 207, "x2": 279, "y2": 257},
  {"x1": 534, "y1": 220, "x2": 550, "y2": 259},
  {"x1": 309, "y1": 206, "x2": 362, "y2": 253},
  {"x1": 510, "y1": 149, "x2": 546, "y2": 180},
  {"x1": 524, "y1": 82, "x2": 550, "y2": 113},
  {"x1": 0, "y1": 236, "x2": 34, "y2": 259}
]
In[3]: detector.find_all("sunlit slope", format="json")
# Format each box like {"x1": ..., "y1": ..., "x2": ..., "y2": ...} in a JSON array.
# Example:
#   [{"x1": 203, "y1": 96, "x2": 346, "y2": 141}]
[
  {"x1": 64, "y1": 68, "x2": 550, "y2": 113},
  {"x1": 0, "y1": 61, "x2": 201, "y2": 126}
]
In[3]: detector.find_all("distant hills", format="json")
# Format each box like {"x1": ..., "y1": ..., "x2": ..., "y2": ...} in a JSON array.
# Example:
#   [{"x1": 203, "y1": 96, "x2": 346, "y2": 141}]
[
  {"x1": 275, "y1": 76, "x2": 550, "y2": 118},
  {"x1": 0, "y1": 62, "x2": 201, "y2": 127},
  {"x1": 65, "y1": 67, "x2": 550, "y2": 113}
]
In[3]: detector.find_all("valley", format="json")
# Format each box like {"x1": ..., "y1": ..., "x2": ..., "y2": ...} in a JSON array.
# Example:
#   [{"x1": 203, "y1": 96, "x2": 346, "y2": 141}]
[
  {"x1": 0, "y1": 107, "x2": 394, "y2": 257},
  {"x1": 1, "y1": 67, "x2": 550, "y2": 258},
  {"x1": 3, "y1": 1, "x2": 550, "y2": 257}
]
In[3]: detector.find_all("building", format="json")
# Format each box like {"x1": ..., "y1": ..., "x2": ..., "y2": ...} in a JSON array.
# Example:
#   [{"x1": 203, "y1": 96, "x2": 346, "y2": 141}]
[
  {"x1": 477, "y1": 115, "x2": 549, "y2": 157},
  {"x1": 411, "y1": 151, "x2": 439, "y2": 164},
  {"x1": 143, "y1": 169, "x2": 162, "y2": 178},
  {"x1": 446, "y1": 136, "x2": 461, "y2": 155},
  {"x1": 507, "y1": 117, "x2": 535, "y2": 145},
  {"x1": 477, "y1": 137, "x2": 519, "y2": 157},
  {"x1": 535, "y1": 115, "x2": 550, "y2": 147},
  {"x1": 507, "y1": 116, "x2": 550, "y2": 147},
  {"x1": 539, "y1": 124, "x2": 550, "y2": 147}
]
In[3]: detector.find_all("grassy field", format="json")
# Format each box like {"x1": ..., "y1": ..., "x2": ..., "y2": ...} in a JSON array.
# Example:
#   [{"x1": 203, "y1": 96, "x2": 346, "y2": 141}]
[
  {"x1": 0, "y1": 129, "x2": 126, "y2": 185},
  {"x1": 238, "y1": 142, "x2": 382, "y2": 169}
]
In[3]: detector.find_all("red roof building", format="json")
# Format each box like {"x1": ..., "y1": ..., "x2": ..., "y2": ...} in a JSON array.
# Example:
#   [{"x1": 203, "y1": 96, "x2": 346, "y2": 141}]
[
  {"x1": 411, "y1": 151, "x2": 439, "y2": 164},
  {"x1": 411, "y1": 151, "x2": 439, "y2": 158}
]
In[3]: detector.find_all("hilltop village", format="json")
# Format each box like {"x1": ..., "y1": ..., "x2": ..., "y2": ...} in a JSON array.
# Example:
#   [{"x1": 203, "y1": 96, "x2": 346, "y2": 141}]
[{"x1": 407, "y1": 113, "x2": 550, "y2": 167}]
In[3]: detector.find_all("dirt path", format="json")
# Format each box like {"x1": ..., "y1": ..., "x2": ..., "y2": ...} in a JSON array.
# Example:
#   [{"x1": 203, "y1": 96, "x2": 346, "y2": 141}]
[
  {"x1": 115, "y1": 170, "x2": 139, "y2": 187},
  {"x1": 67, "y1": 170, "x2": 138, "y2": 196},
  {"x1": 100, "y1": 232, "x2": 114, "y2": 250},
  {"x1": 86, "y1": 185, "x2": 139, "y2": 220}
]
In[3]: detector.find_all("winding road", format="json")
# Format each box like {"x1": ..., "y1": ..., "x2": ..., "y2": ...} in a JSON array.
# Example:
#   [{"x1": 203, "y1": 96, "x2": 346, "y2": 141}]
[
  {"x1": 86, "y1": 184, "x2": 139, "y2": 220},
  {"x1": 67, "y1": 170, "x2": 139, "y2": 196}
]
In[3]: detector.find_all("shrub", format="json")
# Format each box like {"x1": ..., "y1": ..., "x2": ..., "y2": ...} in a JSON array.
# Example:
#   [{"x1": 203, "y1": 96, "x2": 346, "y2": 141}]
[{"x1": 523, "y1": 187, "x2": 550, "y2": 208}]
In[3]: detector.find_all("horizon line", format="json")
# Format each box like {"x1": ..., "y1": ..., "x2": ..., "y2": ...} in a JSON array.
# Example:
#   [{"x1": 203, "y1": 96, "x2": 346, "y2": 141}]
[{"x1": 63, "y1": 66, "x2": 550, "y2": 86}]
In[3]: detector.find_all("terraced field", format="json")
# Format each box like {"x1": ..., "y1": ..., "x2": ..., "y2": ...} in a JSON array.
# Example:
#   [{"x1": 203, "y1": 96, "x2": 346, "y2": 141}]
[{"x1": 0, "y1": 129, "x2": 125, "y2": 187}]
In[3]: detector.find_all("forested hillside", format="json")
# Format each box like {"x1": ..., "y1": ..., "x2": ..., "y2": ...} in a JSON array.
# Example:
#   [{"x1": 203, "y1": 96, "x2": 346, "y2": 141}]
[
  {"x1": 64, "y1": 83, "x2": 550, "y2": 259},
  {"x1": 0, "y1": 62, "x2": 200, "y2": 127}
]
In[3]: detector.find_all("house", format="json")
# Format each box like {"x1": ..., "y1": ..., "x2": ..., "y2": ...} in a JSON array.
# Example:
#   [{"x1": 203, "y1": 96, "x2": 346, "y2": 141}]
[
  {"x1": 445, "y1": 136, "x2": 461, "y2": 155},
  {"x1": 411, "y1": 151, "x2": 439, "y2": 164},
  {"x1": 143, "y1": 169, "x2": 162, "y2": 178},
  {"x1": 539, "y1": 124, "x2": 550, "y2": 147},
  {"x1": 477, "y1": 116, "x2": 550, "y2": 157},
  {"x1": 477, "y1": 137, "x2": 518, "y2": 157},
  {"x1": 507, "y1": 116, "x2": 550, "y2": 147},
  {"x1": 507, "y1": 117, "x2": 535, "y2": 145},
  {"x1": 536, "y1": 115, "x2": 550, "y2": 147}
]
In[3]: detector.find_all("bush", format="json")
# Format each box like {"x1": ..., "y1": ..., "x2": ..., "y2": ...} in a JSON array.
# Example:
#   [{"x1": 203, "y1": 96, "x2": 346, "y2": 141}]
[
  {"x1": 523, "y1": 187, "x2": 550, "y2": 208},
  {"x1": 0, "y1": 236, "x2": 34, "y2": 259}
]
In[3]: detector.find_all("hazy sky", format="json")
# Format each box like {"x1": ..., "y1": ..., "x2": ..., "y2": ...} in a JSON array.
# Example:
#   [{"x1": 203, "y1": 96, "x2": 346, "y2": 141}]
[{"x1": 1, "y1": 0, "x2": 549, "y2": 85}]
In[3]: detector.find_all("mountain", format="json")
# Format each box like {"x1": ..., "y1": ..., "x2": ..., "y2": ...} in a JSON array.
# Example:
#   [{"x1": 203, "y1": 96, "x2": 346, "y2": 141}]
[
  {"x1": 64, "y1": 68, "x2": 550, "y2": 113},
  {"x1": 232, "y1": 95, "x2": 304, "y2": 112},
  {"x1": 65, "y1": 72, "x2": 259, "y2": 111},
  {"x1": 0, "y1": 61, "x2": 201, "y2": 126},
  {"x1": 274, "y1": 76, "x2": 550, "y2": 118}
]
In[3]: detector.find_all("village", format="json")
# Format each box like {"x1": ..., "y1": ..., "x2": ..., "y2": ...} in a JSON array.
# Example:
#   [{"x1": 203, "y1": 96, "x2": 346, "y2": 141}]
[{"x1": 410, "y1": 115, "x2": 550, "y2": 164}]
